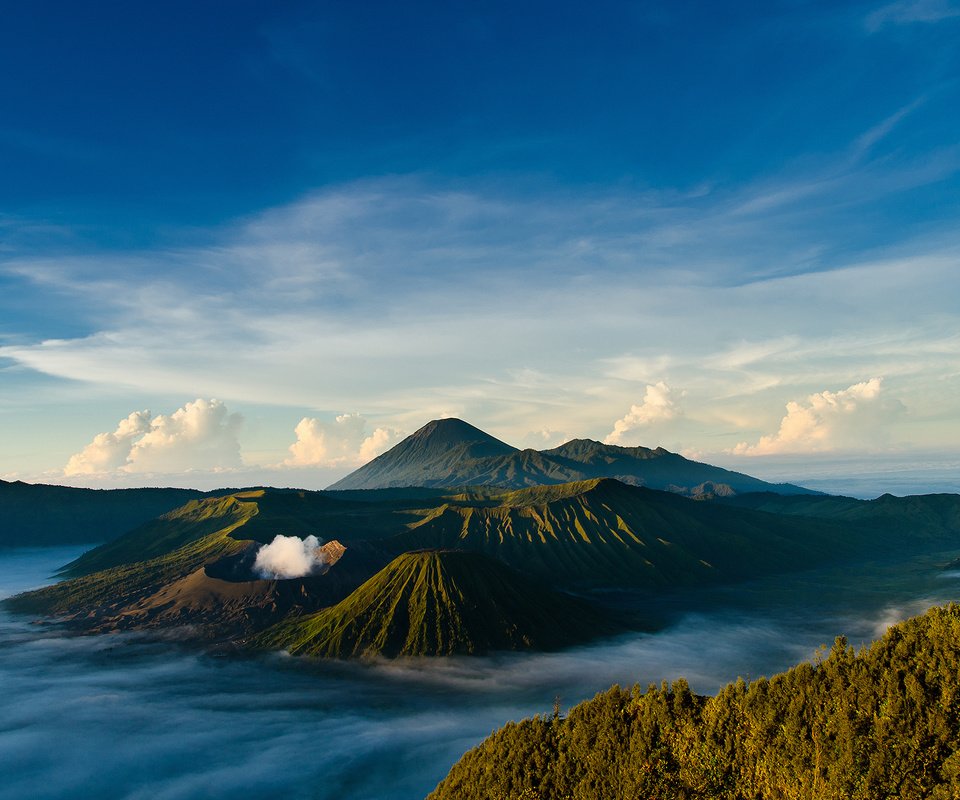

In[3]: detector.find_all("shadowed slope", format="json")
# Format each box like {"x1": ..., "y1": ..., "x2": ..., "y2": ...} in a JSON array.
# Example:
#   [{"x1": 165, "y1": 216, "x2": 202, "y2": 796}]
[
  {"x1": 0, "y1": 480, "x2": 205, "y2": 547},
  {"x1": 328, "y1": 418, "x2": 517, "y2": 490},
  {"x1": 252, "y1": 550, "x2": 615, "y2": 658},
  {"x1": 722, "y1": 492, "x2": 960, "y2": 541}
]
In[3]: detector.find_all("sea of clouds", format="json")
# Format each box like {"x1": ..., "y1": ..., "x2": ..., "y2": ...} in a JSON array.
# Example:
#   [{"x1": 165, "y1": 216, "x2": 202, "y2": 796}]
[{"x1": 2, "y1": 546, "x2": 958, "y2": 800}]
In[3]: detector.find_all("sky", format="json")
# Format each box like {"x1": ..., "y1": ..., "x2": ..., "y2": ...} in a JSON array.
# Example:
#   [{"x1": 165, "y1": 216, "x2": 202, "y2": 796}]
[{"x1": 1, "y1": 0, "x2": 958, "y2": 495}]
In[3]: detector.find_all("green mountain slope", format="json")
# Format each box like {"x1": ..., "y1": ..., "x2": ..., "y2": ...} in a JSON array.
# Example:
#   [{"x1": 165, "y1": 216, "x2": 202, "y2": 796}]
[
  {"x1": 390, "y1": 479, "x2": 849, "y2": 590},
  {"x1": 7, "y1": 489, "x2": 395, "y2": 623},
  {"x1": 252, "y1": 550, "x2": 614, "y2": 657},
  {"x1": 9, "y1": 479, "x2": 860, "y2": 629},
  {"x1": 429, "y1": 602, "x2": 960, "y2": 800},
  {"x1": 0, "y1": 479, "x2": 205, "y2": 547},
  {"x1": 62, "y1": 492, "x2": 260, "y2": 577},
  {"x1": 60, "y1": 487, "x2": 434, "y2": 578},
  {"x1": 329, "y1": 417, "x2": 815, "y2": 496}
]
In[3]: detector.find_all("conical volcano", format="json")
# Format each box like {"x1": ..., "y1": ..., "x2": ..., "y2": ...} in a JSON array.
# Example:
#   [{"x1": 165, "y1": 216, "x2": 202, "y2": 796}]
[
  {"x1": 328, "y1": 418, "x2": 816, "y2": 496},
  {"x1": 328, "y1": 418, "x2": 517, "y2": 490},
  {"x1": 251, "y1": 549, "x2": 613, "y2": 657}
]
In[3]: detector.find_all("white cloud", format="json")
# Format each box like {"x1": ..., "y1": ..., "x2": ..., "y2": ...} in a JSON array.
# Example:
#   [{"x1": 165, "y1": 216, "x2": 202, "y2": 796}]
[
  {"x1": 604, "y1": 382, "x2": 680, "y2": 445},
  {"x1": 64, "y1": 410, "x2": 151, "y2": 474},
  {"x1": 64, "y1": 399, "x2": 243, "y2": 476},
  {"x1": 732, "y1": 378, "x2": 893, "y2": 455},
  {"x1": 284, "y1": 413, "x2": 401, "y2": 468}
]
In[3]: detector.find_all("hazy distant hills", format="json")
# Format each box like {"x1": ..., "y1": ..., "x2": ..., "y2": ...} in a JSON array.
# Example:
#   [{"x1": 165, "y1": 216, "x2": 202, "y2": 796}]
[
  {"x1": 329, "y1": 417, "x2": 815, "y2": 496},
  {"x1": 252, "y1": 550, "x2": 614, "y2": 658},
  {"x1": 721, "y1": 491, "x2": 960, "y2": 540},
  {"x1": 0, "y1": 480, "x2": 206, "y2": 547}
]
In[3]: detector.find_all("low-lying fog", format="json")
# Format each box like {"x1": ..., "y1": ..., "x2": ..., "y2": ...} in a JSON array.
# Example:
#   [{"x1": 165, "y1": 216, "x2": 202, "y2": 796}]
[{"x1": 2, "y1": 544, "x2": 960, "y2": 800}]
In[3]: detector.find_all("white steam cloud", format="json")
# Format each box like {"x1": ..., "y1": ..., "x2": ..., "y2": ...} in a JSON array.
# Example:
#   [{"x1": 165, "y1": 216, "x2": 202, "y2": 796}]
[{"x1": 253, "y1": 534, "x2": 328, "y2": 580}]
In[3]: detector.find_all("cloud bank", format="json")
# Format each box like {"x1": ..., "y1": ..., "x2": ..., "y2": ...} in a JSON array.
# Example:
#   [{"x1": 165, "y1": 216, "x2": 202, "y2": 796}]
[
  {"x1": 284, "y1": 413, "x2": 401, "y2": 468},
  {"x1": 64, "y1": 399, "x2": 243, "y2": 476},
  {"x1": 732, "y1": 378, "x2": 893, "y2": 455}
]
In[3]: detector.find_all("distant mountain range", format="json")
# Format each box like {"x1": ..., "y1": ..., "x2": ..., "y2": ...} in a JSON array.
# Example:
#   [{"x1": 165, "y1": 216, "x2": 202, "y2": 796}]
[
  {"x1": 329, "y1": 417, "x2": 816, "y2": 496},
  {"x1": 0, "y1": 418, "x2": 815, "y2": 550},
  {"x1": 6, "y1": 415, "x2": 960, "y2": 662}
]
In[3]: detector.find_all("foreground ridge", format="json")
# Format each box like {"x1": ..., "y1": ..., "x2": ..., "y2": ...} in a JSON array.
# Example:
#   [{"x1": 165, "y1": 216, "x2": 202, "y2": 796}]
[{"x1": 429, "y1": 602, "x2": 960, "y2": 799}]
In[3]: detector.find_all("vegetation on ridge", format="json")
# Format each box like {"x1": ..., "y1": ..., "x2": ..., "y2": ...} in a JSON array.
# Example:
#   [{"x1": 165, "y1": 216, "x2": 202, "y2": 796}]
[{"x1": 429, "y1": 602, "x2": 960, "y2": 800}]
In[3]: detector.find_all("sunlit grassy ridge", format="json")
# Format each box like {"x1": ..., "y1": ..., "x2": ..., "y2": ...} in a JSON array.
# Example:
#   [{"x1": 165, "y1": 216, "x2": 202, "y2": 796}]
[
  {"x1": 391, "y1": 479, "x2": 849, "y2": 589},
  {"x1": 6, "y1": 524, "x2": 250, "y2": 617},
  {"x1": 252, "y1": 550, "x2": 614, "y2": 657},
  {"x1": 62, "y1": 492, "x2": 261, "y2": 577},
  {"x1": 429, "y1": 602, "x2": 960, "y2": 799}
]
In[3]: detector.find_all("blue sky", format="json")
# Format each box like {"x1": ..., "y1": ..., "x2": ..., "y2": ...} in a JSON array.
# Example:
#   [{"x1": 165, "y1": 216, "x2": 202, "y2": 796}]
[{"x1": 1, "y1": 0, "x2": 958, "y2": 494}]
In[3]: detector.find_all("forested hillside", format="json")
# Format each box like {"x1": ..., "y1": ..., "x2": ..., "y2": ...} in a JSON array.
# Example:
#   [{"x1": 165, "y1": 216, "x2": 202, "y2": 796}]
[{"x1": 429, "y1": 603, "x2": 960, "y2": 800}]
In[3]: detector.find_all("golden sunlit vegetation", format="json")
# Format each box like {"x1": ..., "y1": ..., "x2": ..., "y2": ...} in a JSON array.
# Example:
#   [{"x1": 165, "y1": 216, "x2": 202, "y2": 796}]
[{"x1": 430, "y1": 603, "x2": 960, "y2": 800}]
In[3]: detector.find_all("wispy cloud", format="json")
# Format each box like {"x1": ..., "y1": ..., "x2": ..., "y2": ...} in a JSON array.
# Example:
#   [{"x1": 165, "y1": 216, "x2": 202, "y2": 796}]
[
  {"x1": 2, "y1": 148, "x2": 959, "y2": 468},
  {"x1": 867, "y1": 0, "x2": 960, "y2": 31}
]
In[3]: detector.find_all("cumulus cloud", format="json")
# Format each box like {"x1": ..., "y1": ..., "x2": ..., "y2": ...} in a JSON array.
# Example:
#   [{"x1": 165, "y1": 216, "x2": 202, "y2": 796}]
[
  {"x1": 64, "y1": 399, "x2": 243, "y2": 476},
  {"x1": 604, "y1": 382, "x2": 680, "y2": 444},
  {"x1": 284, "y1": 413, "x2": 402, "y2": 468},
  {"x1": 253, "y1": 534, "x2": 327, "y2": 579},
  {"x1": 732, "y1": 378, "x2": 893, "y2": 455},
  {"x1": 64, "y1": 411, "x2": 152, "y2": 474}
]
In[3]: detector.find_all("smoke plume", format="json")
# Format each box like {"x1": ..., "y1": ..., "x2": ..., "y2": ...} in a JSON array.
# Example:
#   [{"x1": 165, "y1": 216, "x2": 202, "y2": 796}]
[{"x1": 253, "y1": 534, "x2": 328, "y2": 579}]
